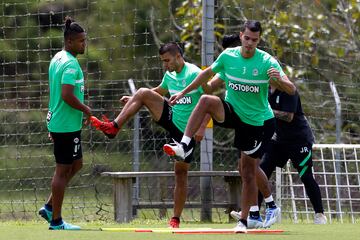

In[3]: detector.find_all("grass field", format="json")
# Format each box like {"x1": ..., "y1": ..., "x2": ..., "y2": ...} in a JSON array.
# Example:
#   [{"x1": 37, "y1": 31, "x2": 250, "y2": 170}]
[{"x1": 1, "y1": 220, "x2": 360, "y2": 240}]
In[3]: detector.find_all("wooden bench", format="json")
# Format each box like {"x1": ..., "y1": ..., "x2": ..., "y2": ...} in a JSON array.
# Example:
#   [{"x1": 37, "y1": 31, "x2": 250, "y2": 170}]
[{"x1": 101, "y1": 171, "x2": 241, "y2": 223}]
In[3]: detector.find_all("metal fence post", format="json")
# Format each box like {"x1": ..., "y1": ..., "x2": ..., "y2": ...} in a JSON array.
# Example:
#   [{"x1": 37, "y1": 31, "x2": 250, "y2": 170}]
[{"x1": 200, "y1": 0, "x2": 215, "y2": 222}]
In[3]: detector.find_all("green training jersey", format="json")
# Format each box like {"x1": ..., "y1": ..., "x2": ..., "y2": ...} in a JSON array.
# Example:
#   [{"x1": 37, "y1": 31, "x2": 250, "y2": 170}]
[
  {"x1": 211, "y1": 47, "x2": 284, "y2": 126},
  {"x1": 47, "y1": 50, "x2": 85, "y2": 133},
  {"x1": 160, "y1": 62, "x2": 203, "y2": 132},
  {"x1": 217, "y1": 71, "x2": 274, "y2": 121}
]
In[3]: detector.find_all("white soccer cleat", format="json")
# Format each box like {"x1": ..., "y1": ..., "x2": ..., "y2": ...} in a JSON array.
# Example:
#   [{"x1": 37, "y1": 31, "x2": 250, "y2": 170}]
[
  {"x1": 263, "y1": 207, "x2": 281, "y2": 228},
  {"x1": 233, "y1": 220, "x2": 247, "y2": 233},
  {"x1": 314, "y1": 213, "x2": 327, "y2": 224},
  {"x1": 248, "y1": 216, "x2": 264, "y2": 229},
  {"x1": 163, "y1": 139, "x2": 193, "y2": 160},
  {"x1": 230, "y1": 211, "x2": 263, "y2": 229},
  {"x1": 230, "y1": 210, "x2": 241, "y2": 221}
]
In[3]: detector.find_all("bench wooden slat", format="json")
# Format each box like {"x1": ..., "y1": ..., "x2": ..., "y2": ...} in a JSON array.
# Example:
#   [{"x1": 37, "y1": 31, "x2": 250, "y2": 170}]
[{"x1": 101, "y1": 170, "x2": 240, "y2": 178}]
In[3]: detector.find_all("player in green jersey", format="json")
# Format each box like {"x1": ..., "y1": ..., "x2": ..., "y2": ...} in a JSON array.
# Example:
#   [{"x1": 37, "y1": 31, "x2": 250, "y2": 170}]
[
  {"x1": 39, "y1": 17, "x2": 91, "y2": 230},
  {"x1": 91, "y1": 42, "x2": 210, "y2": 228},
  {"x1": 164, "y1": 20, "x2": 296, "y2": 232}
]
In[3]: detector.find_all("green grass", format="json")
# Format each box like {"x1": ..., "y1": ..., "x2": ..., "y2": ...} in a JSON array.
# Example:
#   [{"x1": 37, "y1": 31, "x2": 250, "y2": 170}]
[{"x1": 1, "y1": 220, "x2": 360, "y2": 240}]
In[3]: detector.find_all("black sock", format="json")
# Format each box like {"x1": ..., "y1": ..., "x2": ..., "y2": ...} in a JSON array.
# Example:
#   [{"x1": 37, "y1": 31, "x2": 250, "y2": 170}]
[
  {"x1": 51, "y1": 217, "x2": 63, "y2": 226},
  {"x1": 249, "y1": 211, "x2": 260, "y2": 218},
  {"x1": 239, "y1": 219, "x2": 247, "y2": 227},
  {"x1": 266, "y1": 201, "x2": 276, "y2": 209},
  {"x1": 112, "y1": 121, "x2": 119, "y2": 128},
  {"x1": 45, "y1": 203, "x2": 52, "y2": 211}
]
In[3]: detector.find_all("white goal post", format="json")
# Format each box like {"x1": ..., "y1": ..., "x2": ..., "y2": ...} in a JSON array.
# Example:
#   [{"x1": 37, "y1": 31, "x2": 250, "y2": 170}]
[{"x1": 276, "y1": 144, "x2": 360, "y2": 223}]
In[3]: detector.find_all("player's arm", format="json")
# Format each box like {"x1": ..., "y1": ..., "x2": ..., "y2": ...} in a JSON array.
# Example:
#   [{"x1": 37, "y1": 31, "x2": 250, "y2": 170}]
[
  {"x1": 268, "y1": 67, "x2": 296, "y2": 95},
  {"x1": 62, "y1": 84, "x2": 92, "y2": 116},
  {"x1": 151, "y1": 85, "x2": 168, "y2": 96},
  {"x1": 169, "y1": 67, "x2": 214, "y2": 105},
  {"x1": 203, "y1": 74, "x2": 224, "y2": 94},
  {"x1": 272, "y1": 109, "x2": 294, "y2": 122}
]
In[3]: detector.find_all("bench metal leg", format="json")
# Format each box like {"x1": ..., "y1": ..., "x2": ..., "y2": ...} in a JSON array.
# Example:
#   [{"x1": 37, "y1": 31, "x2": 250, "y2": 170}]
[{"x1": 114, "y1": 178, "x2": 133, "y2": 223}]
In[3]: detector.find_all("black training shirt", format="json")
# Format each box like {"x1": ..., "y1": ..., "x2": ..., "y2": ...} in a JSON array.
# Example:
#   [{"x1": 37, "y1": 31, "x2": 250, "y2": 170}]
[{"x1": 268, "y1": 89, "x2": 314, "y2": 144}]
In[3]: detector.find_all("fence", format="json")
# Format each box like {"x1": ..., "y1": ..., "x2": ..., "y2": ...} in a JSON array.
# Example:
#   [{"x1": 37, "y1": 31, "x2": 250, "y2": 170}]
[{"x1": 0, "y1": 0, "x2": 359, "y2": 223}]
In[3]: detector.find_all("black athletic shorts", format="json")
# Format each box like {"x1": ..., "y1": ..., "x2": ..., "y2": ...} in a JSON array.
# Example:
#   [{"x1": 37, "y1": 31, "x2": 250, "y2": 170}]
[
  {"x1": 262, "y1": 141, "x2": 313, "y2": 174},
  {"x1": 213, "y1": 100, "x2": 264, "y2": 159},
  {"x1": 156, "y1": 100, "x2": 195, "y2": 163},
  {"x1": 50, "y1": 131, "x2": 83, "y2": 165},
  {"x1": 261, "y1": 117, "x2": 276, "y2": 154}
]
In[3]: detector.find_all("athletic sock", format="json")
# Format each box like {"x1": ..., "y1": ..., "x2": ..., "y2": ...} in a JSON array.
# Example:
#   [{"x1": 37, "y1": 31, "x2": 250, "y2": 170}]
[
  {"x1": 249, "y1": 205, "x2": 260, "y2": 218},
  {"x1": 45, "y1": 203, "x2": 52, "y2": 211},
  {"x1": 265, "y1": 195, "x2": 277, "y2": 209},
  {"x1": 112, "y1": 121, "x2": 119, "y2": 128},
  {"x1": 180, "y1": 136, "x2": 191, "y2": 145},
  {"x1": 239, "y1": 219, "x2": 247, "y2": 227}
]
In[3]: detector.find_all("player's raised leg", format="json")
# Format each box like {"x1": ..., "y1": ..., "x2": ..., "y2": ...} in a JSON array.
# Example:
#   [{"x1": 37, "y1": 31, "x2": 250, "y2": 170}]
[
  {"x1": 91, "y1": 87, "x2": 165, "y2": 138},
  {"x1": 163, "y1": 95, "x2": 224, "y2": 159}
]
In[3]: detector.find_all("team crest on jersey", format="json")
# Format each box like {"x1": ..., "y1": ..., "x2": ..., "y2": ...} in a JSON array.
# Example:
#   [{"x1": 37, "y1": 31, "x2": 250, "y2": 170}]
[
  {"x1": 182, "y1": 79, "x2": 186, "y2": 87},
  {"x1": 252, "y1": 68, "x2": 259, "y2": 76},
  {"x1": 80, "y1": 85, "x2": 85, "y2": 93}
]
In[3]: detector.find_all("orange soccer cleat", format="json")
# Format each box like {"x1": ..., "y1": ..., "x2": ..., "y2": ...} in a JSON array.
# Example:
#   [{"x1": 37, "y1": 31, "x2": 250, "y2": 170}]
[
  {"x1": 90, "y1": 115, "x2": 120, "y2": 139},
  {"x1": 168, "y1": 217, "x2": 180, "y2": 228}
]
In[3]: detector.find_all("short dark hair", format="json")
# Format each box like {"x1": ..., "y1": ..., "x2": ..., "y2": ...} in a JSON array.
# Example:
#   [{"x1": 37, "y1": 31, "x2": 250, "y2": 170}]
[
  {"x1": 159, "y1": 42, "x2": 184, "y2": 57},
  {"x1": 240, "y1": 20, "x2": 262, "y2": 35},
  {"x1": 222, "y1": 34, "x2": 240, "y2": 49},
  {"x1": 64, "y1": 16, "x2": 84, "y2": 39}
]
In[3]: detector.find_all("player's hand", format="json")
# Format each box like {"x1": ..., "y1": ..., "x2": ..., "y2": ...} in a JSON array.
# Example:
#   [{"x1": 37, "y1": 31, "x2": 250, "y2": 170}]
[
  {"x1": 267, "y1": 67, "x2": 281, "y2": 82},
  {"x1": 194, "y1": 134, "x2": 204, "y2": 142},
  {"x1": 120, "y1": 96, "x2": 131, "y2": 105},
  {"x1": 169, "y1": 92, "x2": 184, "y2": 106},
  {"x1": 48, "y1": 132, "x2": 53, "y2": 142}
]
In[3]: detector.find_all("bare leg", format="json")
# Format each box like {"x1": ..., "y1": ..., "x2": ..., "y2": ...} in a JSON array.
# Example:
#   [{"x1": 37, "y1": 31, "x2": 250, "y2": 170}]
[
  {"x1": 256, "y1": 163, "x2": 271, "y2": 199},
  {"x1": 46, "y1": 159, "x2": 83, "y2": 207},
  {"x1": 173, "y1": 161, "x2": 190, "y2": 218},
  {"x1": 239, "y1": 153, "x2": 258, "y2": 221},
  {"x1": 114, "y1": 88, "x2": 164, "y2": 128},
  {"x1": 183, "y1": 95, "x2": 225, "y2": 138},
  {"x1": 50, "y1": 159, "x2": 83, "y2": 220}
]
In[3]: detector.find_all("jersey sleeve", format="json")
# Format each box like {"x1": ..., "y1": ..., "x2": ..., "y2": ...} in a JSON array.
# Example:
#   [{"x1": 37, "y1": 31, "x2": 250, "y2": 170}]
[
  {"x1": 159, "y1": 73, "x2": 169, "y2": 90},
  {"x1": 217, "y1": 72, "x2": 226, "y2": 82},
  {"x1": 280, "y1": 91, "x2": 299, "y2": 113},
  {"x1": 61, "y1": 61, "x2": 78, "y2": 85},
  {"x1": 210, "y1": 51, "x2": 226, "y2": 74}
]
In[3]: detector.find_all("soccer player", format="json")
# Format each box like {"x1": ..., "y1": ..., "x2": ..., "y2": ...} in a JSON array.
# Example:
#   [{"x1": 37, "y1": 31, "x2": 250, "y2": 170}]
[
  {"x1": 162, "y1": 20, "x2": 296, "y2": 232},
  {"x1": 91, "y1": 42, "x2": 209, "y2": 228},
  {"x1": 259, "y1": 85, "x2": 327, "y2": 224},
  {"x1": 38, "y1": 16, "x2": 90, "y2": 230},
  {"x1": 208, "y1": 34, "x2": 281, "y2": 229}
]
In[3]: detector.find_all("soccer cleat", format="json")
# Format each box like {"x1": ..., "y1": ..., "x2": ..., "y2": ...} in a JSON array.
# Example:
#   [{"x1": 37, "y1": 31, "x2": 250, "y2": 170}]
[
  {"x1": 90, "y1": 116, "x2": 119, "y2": 139},
  {"x1": 248, "y1": 216, "x2": 263, "y2": 229},
  {"x1": 163, "y1": 139, "x2": 193, "y2": 160},
  {"x1": 169, "y1": 217, "x2": 180, "y2": 228},
  {"x1": 233, "y1": 220, "x2": 247, "y2": 233},
  {"x1": 314, "y1": 213, "x2": 327, "y2": 224},
  {"x1": 263, "y1": 207, "x2": 281, "y2": 228},
  {"x1": 230, "y1": 210, "x2": 241, "y2": 221},
  {"x1": 230, "y1": 211, "x2": 263, "y2": 229},
  {"x1": 38, "y1": 206, "x2": 52, "y2": 223},
  {"x1": 49, "y1": 221, "x2": 81, "y2": 230}
]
